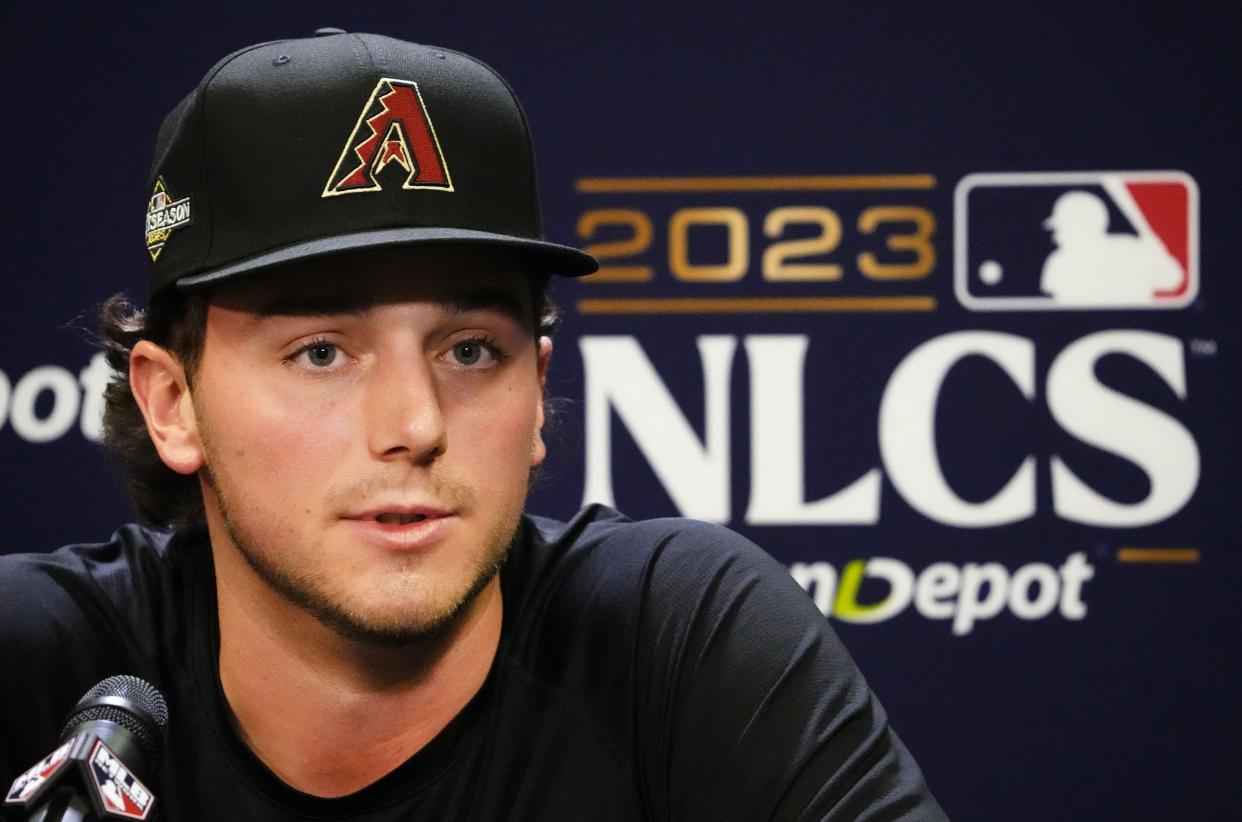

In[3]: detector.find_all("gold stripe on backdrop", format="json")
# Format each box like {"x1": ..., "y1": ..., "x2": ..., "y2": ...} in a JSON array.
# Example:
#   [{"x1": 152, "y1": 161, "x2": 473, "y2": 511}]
[
  {"x1": 1115, "y1": 548, "x2": 1201, "y2": 564},
  {"x1": 576, "y1": 296, "x2": 937, "y2": 314},
  {"x1": 576, "y1": 175, "x2": 937, "y2": 193}
]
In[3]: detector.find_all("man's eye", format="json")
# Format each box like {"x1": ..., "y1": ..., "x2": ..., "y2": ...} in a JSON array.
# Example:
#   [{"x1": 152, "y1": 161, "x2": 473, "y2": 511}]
[
  {"x1": 451, "y1": 340, "x2": 494, "y2": 367},
  {"x1": 296, "y1": 341, "x2": 339, "y2": 368}
]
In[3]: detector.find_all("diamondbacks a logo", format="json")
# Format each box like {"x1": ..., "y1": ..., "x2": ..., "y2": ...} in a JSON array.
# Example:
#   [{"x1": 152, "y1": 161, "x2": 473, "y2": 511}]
[
  {"x1": 144, "y1": 178, "x2": 192, "y2": 262},
  {"x1": 954, "y1": 171, "x2": 1198, "y2": 310},
  {"x1": 323, "y1": 78, "x2": 453, "y2": 197}
]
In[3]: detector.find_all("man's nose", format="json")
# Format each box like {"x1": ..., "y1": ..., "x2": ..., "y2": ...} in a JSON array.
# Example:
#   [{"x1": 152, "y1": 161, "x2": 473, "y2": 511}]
[{"x1": 366, "y1": 354, "x2": 447, "y2": 465}]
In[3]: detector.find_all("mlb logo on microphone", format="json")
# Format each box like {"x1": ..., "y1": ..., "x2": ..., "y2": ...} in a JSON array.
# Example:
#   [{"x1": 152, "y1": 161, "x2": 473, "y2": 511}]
[{"x1": 954, "y1": 171, "x2": 1198, "y2": 310}]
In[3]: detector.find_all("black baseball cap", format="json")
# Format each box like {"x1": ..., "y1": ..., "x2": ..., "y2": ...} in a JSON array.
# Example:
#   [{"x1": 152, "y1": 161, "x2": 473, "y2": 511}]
[{"x1": 143, "y1": 29, "x2": 597, "y2": 296}]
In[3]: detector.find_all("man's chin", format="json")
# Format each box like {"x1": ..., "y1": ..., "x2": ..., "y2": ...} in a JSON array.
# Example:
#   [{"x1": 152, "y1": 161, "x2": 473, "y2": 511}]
[{"x1": 308, "y1": 572, "x2": 503, "y2": 648}]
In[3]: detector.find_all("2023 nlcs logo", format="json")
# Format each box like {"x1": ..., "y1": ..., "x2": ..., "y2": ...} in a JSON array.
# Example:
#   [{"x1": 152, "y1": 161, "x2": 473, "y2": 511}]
[{"x1": 568, "y1": 169, "x2": 1206, "y2": 634}]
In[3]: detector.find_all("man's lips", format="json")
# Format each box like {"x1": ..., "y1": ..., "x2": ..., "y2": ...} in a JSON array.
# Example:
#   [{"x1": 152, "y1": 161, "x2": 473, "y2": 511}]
[
  {"x1": 342, "y1": 504, "x2": 453, "y2": 524},
  {"x1": 340, "y1": 505, "x2": 456, "y2": 550},
  {"x1": 373, "y1": 512, "x2": 429, "y2": 525}
]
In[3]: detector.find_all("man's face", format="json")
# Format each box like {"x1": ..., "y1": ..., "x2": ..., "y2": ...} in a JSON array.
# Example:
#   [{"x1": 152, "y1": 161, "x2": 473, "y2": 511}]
[{"x1": 185, "y1": 246, "x2": 549, "y2": 644}]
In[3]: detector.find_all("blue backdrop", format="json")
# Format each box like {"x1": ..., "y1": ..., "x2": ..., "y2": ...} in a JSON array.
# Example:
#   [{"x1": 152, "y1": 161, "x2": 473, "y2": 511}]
[{"x1": 2, "y1": 4, "x2": 1238, "y2": 819}]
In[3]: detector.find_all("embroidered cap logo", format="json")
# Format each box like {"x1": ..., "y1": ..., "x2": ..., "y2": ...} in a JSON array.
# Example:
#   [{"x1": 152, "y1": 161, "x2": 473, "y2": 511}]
[
  {"x1": 144, "y1": 178, "x2": 192, "y2": 261},
  {"x1": 323, "y1": 78, "x2": 453, "y2": 196}
]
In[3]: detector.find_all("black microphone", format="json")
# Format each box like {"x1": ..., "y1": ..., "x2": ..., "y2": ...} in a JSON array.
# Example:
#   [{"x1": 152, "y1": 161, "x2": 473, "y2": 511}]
[{"x1": 3, "y1": 675, "x2": 168, "y2": 821}]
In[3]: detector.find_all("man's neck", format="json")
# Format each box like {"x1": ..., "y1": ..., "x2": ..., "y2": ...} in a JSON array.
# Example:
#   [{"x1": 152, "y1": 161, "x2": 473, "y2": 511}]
[{"x1": 213, "y1": 546, "x2": 503, "y2": 798}]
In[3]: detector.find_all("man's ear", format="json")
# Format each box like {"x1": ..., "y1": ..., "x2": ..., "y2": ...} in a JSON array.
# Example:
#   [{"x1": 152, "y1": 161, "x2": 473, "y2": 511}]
[
  {"x1": 129, "y1": 340, "x2": 205, "y2": 475},
  {"x1": 531, "y1": 336, "x2": 552, "y2": 467}
]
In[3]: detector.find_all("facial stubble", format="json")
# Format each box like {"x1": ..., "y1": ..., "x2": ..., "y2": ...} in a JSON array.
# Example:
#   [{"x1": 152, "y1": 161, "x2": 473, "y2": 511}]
[{"x1": 200, "y1": 441, "x2": 523, "y2": 648}]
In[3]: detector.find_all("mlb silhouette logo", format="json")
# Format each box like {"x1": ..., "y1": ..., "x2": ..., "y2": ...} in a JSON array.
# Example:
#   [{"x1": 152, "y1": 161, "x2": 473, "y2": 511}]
[{"x1": 954, "y1": 171, "x2": 1198, "y2": 310}]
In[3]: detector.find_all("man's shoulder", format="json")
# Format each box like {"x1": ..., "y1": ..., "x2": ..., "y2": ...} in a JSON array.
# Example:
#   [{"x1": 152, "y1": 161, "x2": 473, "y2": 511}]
[
  {"x1": 514, "y1": 504, "x2": 803, "y2": 642},
  {"x1": 0, "y1": 524, "x2": 195, "y2": 660},
  {"x1": 0, "y1": 524, "x2": 178, "y2": 599},
  {"x1": 499, "y1": 507, "x2": 801, "y2": 762},
  {"x1": 0, "y1": 525, "x2": 194, "y2": 772},
  {"x1": 507, "y1": 507, "x2": 949, "y2": 820},
  {"x1": 521, "y1": 504, "x2": 784, "y2": 606},
  {"x1": 527, "y1": 504, "x2": 773, "y2": 569}
]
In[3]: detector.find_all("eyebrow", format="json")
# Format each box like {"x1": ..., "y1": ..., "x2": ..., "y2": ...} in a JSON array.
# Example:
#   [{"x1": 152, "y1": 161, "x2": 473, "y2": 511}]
[
  {"x1": 446, "y1": 288, "x2": 531, "y2": 327},
  {"x1": 253, "y1": 287, "x2": 531, "y2": 327},
  {"x1": 253, "y1": 293, "x2": 372, "y2": 319}
]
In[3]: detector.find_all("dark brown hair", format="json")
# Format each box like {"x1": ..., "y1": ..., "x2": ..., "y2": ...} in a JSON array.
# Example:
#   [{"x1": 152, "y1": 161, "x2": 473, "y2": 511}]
[{"x1": 97, "y1": 274, "x2": 558, "y2": 531}]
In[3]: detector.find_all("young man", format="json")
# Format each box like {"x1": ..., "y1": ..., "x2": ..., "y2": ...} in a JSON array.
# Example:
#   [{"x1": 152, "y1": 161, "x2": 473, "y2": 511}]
[{"x1": 0, "y1": 31, "x2": 947, "y2": 819}]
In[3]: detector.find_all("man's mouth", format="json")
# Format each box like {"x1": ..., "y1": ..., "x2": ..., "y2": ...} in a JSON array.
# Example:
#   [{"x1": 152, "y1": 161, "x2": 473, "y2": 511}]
[
  {"x1": 374, "y1": 512, "x2": 428, "y2": 525},
  {"x1": 341, "y1": 506, "x2": 453, "y2": 551}
]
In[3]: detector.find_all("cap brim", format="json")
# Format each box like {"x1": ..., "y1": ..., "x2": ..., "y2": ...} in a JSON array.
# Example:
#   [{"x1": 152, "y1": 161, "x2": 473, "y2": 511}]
[{"x1": 175, "y1": 226, "x2": 598, "y2": 290}]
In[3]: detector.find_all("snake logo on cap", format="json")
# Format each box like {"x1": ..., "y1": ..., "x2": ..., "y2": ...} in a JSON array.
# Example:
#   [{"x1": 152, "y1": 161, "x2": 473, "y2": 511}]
[{"x1": 323, "y1": 78, "x2": 454, "y2": 197}]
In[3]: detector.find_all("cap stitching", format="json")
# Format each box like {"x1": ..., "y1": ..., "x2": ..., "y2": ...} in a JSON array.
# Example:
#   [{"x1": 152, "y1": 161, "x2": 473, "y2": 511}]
[{"x1": 349, "y1": 32, "x2": 380, "y2": 74}]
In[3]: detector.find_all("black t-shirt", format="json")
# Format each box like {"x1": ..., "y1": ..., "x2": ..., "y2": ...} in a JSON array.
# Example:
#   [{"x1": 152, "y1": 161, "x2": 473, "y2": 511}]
[{"x1": 0, "y1": 505, "x2": 947, "y2": 820}]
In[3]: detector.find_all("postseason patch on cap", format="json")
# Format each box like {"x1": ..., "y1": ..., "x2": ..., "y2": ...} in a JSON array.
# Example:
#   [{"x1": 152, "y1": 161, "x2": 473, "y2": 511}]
[
  {"x1": 145, "y1": 177, "x2": 192, "y2": 261},
  {"x1": 323, "y1": 78, "x2": 453, "y2": 196}
]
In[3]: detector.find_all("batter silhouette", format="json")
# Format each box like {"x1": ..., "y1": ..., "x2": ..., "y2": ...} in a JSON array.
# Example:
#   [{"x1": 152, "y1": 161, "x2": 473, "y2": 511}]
[{"x1": 1040, "y1": 190, "x2": 1181, "y2": 305}]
